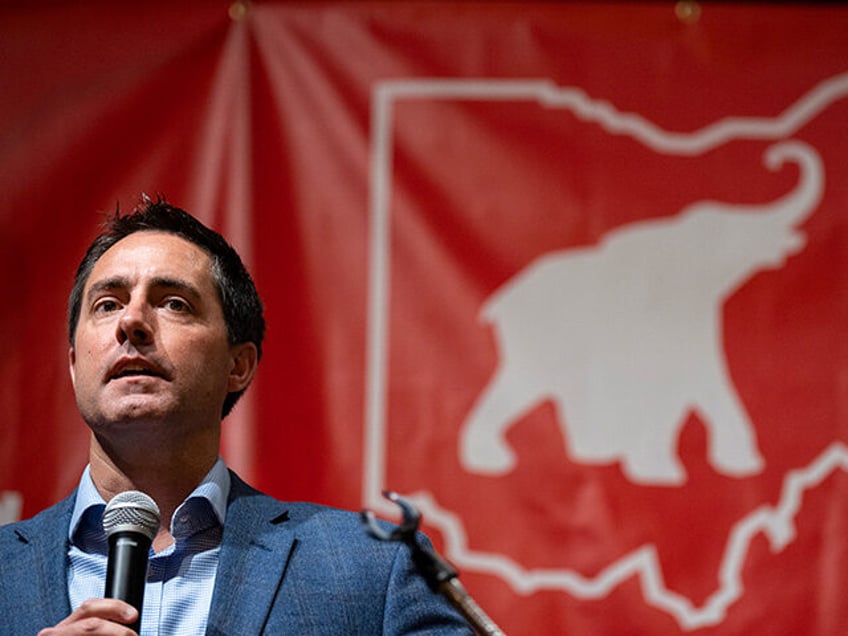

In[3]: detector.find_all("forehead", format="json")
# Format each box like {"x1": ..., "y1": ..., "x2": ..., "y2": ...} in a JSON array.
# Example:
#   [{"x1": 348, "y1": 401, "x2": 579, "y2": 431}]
[{"x1": 86, "y1": 231, "x2": 215, "y2": 291}]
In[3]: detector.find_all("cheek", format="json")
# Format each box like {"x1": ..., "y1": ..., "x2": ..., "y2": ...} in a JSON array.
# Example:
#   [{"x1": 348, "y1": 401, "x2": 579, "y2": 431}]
[
  {"x1": 70, "y1": 342, "x2": 90, "y2": 372},
  {"x1": 77, "y1": 347, "x2": 101, "y2": 370},
  {"x1": 72, "y1": 354, "x2": 97, "y2": 389},
  {"x1": 71, "y1": 335, "x2": 110, "y2": 387},
  {"x1": 172, "y1": 335, "x2": 233, "y2": 380},
  {"x1": 73, "y1": 329, "x2": 103, "y2": 359}
]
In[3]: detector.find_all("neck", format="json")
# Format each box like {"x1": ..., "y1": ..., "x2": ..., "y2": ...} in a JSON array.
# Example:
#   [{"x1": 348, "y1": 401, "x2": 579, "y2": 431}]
[{"x1": 88, "y1": 428, "x2": 220, "y2": 550}]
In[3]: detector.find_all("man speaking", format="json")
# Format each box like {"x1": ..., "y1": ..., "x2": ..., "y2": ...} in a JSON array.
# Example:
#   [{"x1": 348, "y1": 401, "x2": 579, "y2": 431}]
[{"x1": 0, "y1": 198, "x2": 472, "y2": 635}]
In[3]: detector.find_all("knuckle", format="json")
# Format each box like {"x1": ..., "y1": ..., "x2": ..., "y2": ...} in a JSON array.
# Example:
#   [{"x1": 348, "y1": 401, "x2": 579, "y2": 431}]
[{"x1": 81, "y1": 617, "x2": 101, "y2": 631}]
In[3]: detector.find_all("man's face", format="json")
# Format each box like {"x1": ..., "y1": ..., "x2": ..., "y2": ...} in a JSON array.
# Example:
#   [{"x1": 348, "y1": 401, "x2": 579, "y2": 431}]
[{"x1": 70, "y1": 231, "x2": 247, "y2": 433}]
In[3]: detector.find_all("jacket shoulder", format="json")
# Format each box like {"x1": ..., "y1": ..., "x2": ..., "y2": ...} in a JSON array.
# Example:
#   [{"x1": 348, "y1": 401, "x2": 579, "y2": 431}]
[
  {"x1": 221, "y1": 476, "x2": 472, "y2": 634},
  {"x1": 0, "y1": 494, "x2": 75, "y2": 553},
  {"x1": 0, "y1": 494, "x2": 76, "y2": 635}
]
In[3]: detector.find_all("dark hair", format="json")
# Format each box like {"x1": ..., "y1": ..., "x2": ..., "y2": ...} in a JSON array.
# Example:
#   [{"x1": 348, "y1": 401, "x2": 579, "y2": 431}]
[{"x1": 68, "y1": 196, "x2": 265, "y2": 417}]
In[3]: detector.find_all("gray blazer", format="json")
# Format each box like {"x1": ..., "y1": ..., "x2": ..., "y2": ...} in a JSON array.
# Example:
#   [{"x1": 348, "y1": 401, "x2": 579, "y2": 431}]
[{"x1": 0, "y1": 472, "x2": 473, "y2": 635}]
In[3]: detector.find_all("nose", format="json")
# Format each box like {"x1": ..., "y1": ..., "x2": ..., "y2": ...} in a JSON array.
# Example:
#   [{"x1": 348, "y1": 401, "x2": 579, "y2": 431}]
[{"x1": 116, "y1": 301, "x2": 153, "y2": 346}]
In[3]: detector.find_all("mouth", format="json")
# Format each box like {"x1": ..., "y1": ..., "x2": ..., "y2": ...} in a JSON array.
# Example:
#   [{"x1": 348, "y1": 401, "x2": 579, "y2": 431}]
[
  {"x1": 111, "y1": 368, "x2": 160, "y2": 380},
  {"x1": 107, "y1": 360, "x2": 167, "y2": 382}
]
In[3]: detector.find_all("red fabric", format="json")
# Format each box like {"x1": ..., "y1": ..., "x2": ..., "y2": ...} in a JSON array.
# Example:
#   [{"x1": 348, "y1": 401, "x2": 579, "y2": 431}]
[{"x1": 2, "y1": 2, "x2": 848, "y2": 634}]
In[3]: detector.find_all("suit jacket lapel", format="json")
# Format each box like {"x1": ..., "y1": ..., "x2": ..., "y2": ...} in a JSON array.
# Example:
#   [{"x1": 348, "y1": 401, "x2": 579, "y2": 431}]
[{"x1": 206, "y1": 473, "x2": 295, "y2": 635}]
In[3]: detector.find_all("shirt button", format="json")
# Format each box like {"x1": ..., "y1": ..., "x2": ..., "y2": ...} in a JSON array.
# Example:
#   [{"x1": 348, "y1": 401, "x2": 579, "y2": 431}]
[{"x1": 176, "y1": 514, "x2": 191, "y2": 534}]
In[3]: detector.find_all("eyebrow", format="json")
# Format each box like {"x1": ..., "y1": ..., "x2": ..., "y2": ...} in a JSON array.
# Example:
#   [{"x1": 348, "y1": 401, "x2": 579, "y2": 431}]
[{"x1": 85, "y1": 276, "x2": 203, "y2": 305}]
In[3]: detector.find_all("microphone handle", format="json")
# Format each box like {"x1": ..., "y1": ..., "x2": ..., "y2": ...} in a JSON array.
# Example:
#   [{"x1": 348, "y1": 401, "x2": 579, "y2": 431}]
[{"x1": 105, "y1": 530, "x2": 152, "y2": 633}]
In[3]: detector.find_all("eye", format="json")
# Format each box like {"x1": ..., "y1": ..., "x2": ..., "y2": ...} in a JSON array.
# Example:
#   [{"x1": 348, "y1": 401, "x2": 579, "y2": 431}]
[
  {"x1": 92, "y1": 298, "x2": 121, "y2": 314},
  {"x1": 162, "y1": 296, "x2": 191, "y2": 313}
]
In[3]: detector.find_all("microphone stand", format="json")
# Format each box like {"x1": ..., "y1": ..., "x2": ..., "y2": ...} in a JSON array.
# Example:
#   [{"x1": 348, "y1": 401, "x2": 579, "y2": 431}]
[{"x1": 361, "y1": 491, "x2": 506, "y2": 636}]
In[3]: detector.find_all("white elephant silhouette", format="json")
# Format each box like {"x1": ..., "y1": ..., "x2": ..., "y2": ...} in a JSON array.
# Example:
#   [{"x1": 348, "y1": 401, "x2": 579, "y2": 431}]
[{"x1": 459, "y1": 141, "x2": 824, "y2": 485}]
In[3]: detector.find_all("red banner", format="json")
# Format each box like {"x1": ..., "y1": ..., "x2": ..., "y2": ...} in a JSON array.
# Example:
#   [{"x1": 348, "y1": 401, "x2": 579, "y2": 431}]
[{"x1": 3, "y1": 2, "x2": 848, "y2": 634}]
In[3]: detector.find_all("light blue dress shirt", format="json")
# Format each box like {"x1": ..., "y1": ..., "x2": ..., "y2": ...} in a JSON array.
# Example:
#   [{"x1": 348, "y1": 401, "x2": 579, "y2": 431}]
[{"x1": 67, "y1": 458, "x2": 230, "y2": 636}]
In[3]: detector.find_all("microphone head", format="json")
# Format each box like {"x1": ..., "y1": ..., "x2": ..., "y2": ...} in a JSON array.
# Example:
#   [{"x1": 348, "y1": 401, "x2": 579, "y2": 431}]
[{"x1": 103, "y1": 490, "x2": 161, "y2": 541}]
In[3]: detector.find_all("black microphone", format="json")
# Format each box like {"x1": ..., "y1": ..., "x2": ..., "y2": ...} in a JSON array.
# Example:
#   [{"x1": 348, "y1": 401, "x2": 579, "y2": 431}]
[{"x1": 102, "y1": 490, "x2": 160, "y2": 633}]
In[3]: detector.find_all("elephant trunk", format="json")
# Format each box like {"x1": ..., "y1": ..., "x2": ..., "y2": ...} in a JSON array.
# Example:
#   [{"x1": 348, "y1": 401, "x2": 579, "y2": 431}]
[{"x1": 761, "y1": 140, "x2": 824, "y2": 228}]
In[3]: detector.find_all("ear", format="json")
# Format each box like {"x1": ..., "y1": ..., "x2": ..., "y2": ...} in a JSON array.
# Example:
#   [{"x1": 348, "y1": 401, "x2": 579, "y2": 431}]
[
  {"x1": 227, "y1": 342, "x2": 259, "y2": 393},
  {"x1": 68, "y1": 347, "x2": 77, "y2": 388}
]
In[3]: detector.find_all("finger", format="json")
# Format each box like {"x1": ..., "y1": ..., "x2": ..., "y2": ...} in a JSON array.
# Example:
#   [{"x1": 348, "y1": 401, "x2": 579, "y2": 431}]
[
  {"x1": 72, "y1": 598, "x2": 137, "y2": 624},
  {"x1": 42, "y1": 598, "x2": 138, "y2": 631}
]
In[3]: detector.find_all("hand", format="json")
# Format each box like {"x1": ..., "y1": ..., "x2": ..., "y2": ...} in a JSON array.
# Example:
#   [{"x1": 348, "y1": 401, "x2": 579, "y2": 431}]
[{"x1": 37, "y1": 599, "x2": 138, "y2": 635}]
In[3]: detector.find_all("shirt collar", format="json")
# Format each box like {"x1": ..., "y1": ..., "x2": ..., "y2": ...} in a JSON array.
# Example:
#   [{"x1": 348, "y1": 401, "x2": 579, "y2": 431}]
[
  {"x1": 68, "y1": 457, "x2": 231, "y2": 545},
  {"x1": 68, "y1": 464, "x2": 106, "y2": 544}
]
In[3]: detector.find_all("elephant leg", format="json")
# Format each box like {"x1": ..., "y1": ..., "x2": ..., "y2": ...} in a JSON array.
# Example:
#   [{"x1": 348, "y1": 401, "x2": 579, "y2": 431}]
[
  {"x1": 459, "y1": 363, "x2": 543, "y2": 475},
  {"x1": 699, "y1": 399, "x2": 764, "y2": 477},
  {"x1": 695, "y1": 354, "x2": 765, "y2": 477},
  {"x1": 618, "y1": 412, "x2": 688, "y2": 486}
]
